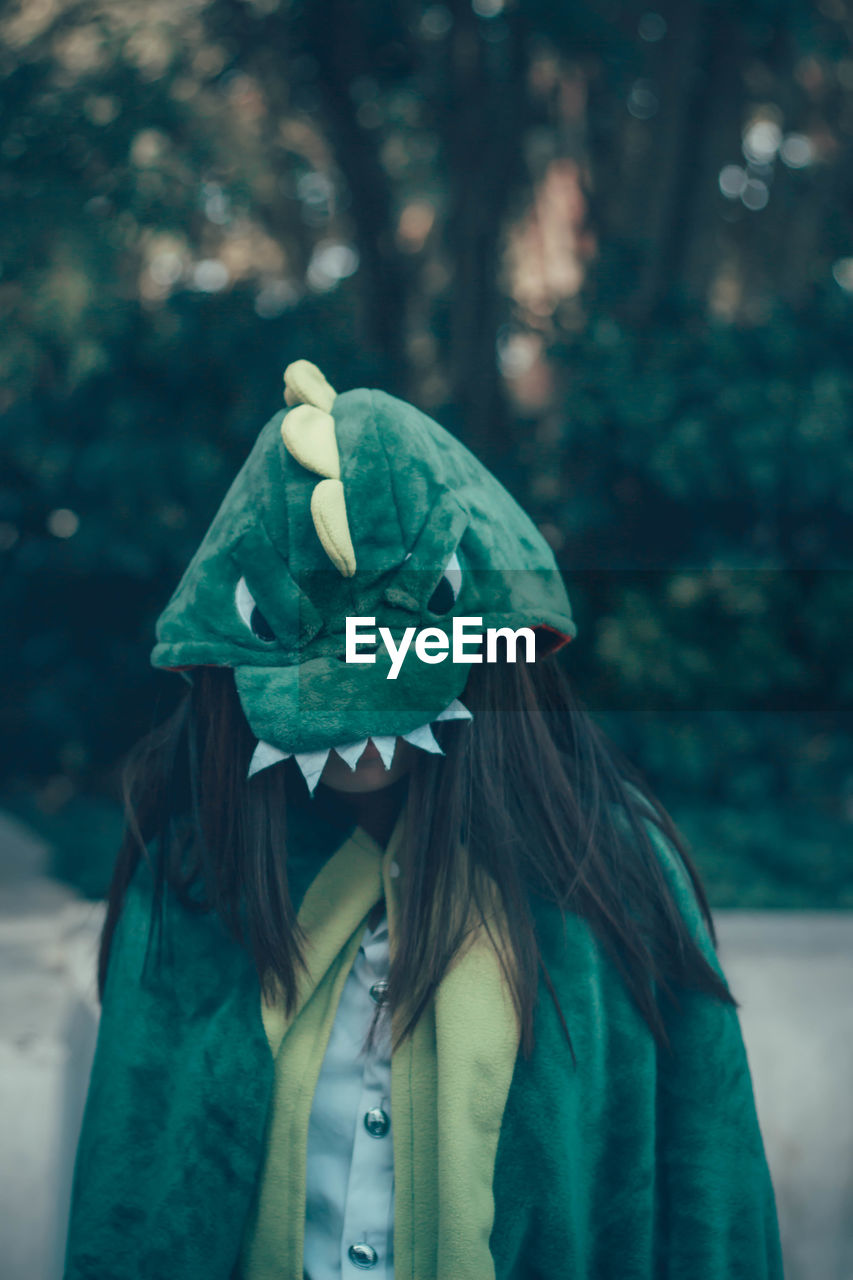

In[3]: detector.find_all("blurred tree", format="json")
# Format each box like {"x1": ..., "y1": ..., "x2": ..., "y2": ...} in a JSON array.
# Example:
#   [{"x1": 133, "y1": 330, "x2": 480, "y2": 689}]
[{"x1": 1, "y1": 0, "x2": 851, "y2": 903}]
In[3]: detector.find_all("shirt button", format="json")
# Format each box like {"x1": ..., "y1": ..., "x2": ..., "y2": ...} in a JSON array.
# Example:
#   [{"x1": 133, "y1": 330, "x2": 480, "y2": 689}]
[
  {"x1": 369, "y1": 980, "x2": 388, "y2": 1005},
  {"x1": 364, "y1": 1106, "x2": 390, "y2": 1137},
  {"x1": 348, "y1": 1242, "x2": 378, "y2": 1268}
]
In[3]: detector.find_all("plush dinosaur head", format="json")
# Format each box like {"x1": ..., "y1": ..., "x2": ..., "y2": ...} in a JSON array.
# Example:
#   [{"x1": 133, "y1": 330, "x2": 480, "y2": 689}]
[{"x1": 151, "y1": 361, "x2": 574, "y2": 790}]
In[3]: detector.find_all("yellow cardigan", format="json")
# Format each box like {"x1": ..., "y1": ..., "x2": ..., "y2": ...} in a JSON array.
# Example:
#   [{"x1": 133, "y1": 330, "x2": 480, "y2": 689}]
[{"x1": 239, "y1": 810, "x2": 520, "y2": 1280}]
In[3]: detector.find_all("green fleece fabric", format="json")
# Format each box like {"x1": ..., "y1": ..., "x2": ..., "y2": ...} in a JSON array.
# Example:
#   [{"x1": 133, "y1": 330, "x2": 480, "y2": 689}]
[
  {"x1": 491, "y1": 822, "x2": 783, "y2": 1279},
  {"x1": 63, "y1": 795, "x2": 355, "y2": 1280},
  {"x1": 65, "y1": 797, "x2": 783, "y2": 1279},
  {"x1": 150, "y1": 375, "x2": 575, "y2": 754}
]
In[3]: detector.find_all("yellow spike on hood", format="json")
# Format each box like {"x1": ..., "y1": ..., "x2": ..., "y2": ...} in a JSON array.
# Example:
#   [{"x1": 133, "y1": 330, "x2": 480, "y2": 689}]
[
  {"x1": 280, "y1": 404, "x2": 341, "y2": 479},
  {"x1": 283, "y1": 359, "x2": 337, "y2": 412},
  {"x1": 310, "y1": 477, "x2": 356, "y2": 577}
]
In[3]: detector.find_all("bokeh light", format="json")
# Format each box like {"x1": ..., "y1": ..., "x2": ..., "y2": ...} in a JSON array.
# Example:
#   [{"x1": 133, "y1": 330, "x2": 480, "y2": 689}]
[
  {"x1": 306, "y1": 242, "x2": 360, "y2": 291},
  {"x1": 638, "y1": 12, "x2": 667, "y2": 42},
  {"x1": 741, "y1": 178, "x2": 770, "y2": 211},
  {"x1": 719, "y1": 165, "x2": 748, "y2": 198},
  {"x1": 780, "y1": 134, "x2": 816, "y2": 168},
  {"x1": 46, "y1": 510, "x2": 80, "y2": 539},
  {"x1": 831, "y1": 258, "x2": 853, "y2": 291},
  {"x1": 627, "y1": 80, "x2": 659, "y2": 119},
  {"x1": 192, "y1": 259, "x2": 230, "y2": 292}
]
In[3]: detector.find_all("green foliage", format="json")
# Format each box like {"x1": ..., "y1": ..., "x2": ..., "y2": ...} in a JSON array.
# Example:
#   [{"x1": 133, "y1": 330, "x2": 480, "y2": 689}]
[
  {"x1": 531, "y1": 306, "x2": 853, "y2": 906},
  {"x1": 1, "y1": 0, "x2": 851, "y2": 906}
]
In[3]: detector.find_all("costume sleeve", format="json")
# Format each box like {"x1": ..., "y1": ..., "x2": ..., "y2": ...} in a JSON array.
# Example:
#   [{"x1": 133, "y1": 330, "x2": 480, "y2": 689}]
[
  {"x1": 646, "y1": 822, "x2": 784, "y2": 1279},
  {"x1": 492, "y1": 820, "x2": 784, "y2": 1280},
  {"x1": 63, "y1": 870, "x2": 273, "y2": 1280}
]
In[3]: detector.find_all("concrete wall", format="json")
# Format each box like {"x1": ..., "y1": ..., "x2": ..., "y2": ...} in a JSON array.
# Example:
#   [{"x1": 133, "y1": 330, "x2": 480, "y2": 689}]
[
  {"x1": 716, "y1": 913, "x2": 853, "y2": 1280},
  {"x1": 1, "y1": 811, "x2": 851, "y2": 1279},
  {"x1": 0, "y1": 814, "x2": 103, "y2": 1280}
]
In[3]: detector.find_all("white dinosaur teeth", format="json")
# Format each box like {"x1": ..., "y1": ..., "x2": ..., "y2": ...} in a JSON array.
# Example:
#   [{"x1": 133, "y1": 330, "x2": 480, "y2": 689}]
[
  {"x1": 370, "y1": 734, "x2": 398, "y2": 768},
  {"x1": 293, "y1": 748, "x2": 332, "y2": 794},
  {"x1": 434, "y1": 697, "x2": 473, "y2": 723},
  {"x1": 333, "y1": 735, "x2": 398, "y2": 771},
  {"x1": 334, "y1": 739, "x2": 369, "y2": 769},
  {"x1": 246, "y1": 698, "x2": 473, "y2": 787},
  {"x1": 444, "y1": 550, "x2": 462, "y2": 598},
  {"x1": 401, "y1": 722, "x2": 443, "y2": 754},
  {"x1": 248, "y1": 740, "x2": 289, "y2": 778},
  {"x1": 398, "y1": 698, "x2": 472, "y2": 755}
]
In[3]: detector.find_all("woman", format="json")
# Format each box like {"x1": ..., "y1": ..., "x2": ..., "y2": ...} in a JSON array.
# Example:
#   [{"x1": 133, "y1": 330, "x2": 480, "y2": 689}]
[{"x1": 65, "y1": 361, "x2": 783, "y2": 1279}]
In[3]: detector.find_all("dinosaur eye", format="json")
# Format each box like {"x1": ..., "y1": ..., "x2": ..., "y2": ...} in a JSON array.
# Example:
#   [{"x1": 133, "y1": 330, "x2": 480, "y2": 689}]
[
  {"x1": 427, "y1": 550, "x2": 462, "y2": 615},
  {"x1": 249, "y1": 606, "x2": 275, "y2": 642},
  {"x1": 235, "y1": 576, "x2": 276, "y2": 643}
]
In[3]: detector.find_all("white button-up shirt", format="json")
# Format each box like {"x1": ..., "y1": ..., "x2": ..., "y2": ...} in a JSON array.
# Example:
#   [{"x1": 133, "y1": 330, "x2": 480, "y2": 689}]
[{"x1": 303, "y1": 907, "x2": 394, "y2": 1278}]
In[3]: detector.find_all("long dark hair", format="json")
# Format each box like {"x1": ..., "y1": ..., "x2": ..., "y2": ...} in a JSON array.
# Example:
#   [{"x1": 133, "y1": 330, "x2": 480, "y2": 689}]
[{"x1": 100, "y1": 656, "x2": 732, "y2": 1055}]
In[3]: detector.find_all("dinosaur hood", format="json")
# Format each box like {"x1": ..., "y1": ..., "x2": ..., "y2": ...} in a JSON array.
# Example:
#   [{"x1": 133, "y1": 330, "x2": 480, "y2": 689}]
[{"x1": 151, "y1": 361, "x2": 574, "y2": 789}]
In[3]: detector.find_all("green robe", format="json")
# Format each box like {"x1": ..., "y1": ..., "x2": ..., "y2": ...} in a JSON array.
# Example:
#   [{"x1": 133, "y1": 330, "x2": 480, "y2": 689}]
[{"x1": 64, "y1": 793, "x2": 783, "y2": 1280}]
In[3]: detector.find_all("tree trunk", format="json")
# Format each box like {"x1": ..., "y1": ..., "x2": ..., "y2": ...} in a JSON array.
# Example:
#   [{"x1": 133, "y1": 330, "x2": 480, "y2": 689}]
[{"x1": 436, "y1": 2, "x2": 532, "y2": 460}]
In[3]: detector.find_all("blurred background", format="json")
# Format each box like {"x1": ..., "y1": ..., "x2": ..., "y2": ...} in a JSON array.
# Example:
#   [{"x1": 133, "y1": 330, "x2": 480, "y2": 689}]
[
  {"x1": 2, "y1": 0, "x2": 852, "y2": 904},
  {"x1": 1, "y1": 0, "x2": 852, "y2": 1276}
]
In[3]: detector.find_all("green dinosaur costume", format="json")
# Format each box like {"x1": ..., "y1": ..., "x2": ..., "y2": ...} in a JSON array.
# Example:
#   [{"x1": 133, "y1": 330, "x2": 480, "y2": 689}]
[
  {"x1": 151, "y1": 359, "x2": 574, "y2": 788},
  {"x1": 65, "y1": 363, "x2": 783, "y2": 1280}
]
